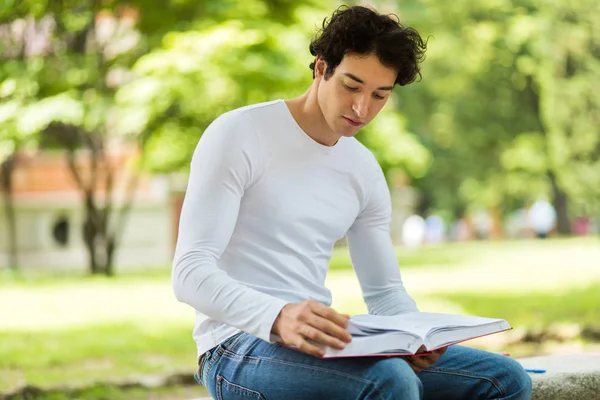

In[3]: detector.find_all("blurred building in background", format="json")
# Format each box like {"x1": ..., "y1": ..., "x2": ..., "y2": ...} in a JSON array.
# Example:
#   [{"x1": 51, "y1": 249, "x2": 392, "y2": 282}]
[{"x1": 0, "y1": 149, "x2": 174, "y2": 271}]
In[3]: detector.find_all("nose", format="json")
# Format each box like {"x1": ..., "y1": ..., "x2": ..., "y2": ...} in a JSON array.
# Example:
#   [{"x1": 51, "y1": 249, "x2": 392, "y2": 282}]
[{"x1": 352, "y1": 95, "x2": 369, "y2": 119}]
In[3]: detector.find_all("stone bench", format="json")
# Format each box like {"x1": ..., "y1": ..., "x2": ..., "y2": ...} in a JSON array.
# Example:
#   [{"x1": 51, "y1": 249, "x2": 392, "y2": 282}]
[
  {"x1": 191, "y1": 353, "x2": 600, "y2": 400},
  {"x1": 518, "y1": 353, "x2": 600, "y2": 400}
]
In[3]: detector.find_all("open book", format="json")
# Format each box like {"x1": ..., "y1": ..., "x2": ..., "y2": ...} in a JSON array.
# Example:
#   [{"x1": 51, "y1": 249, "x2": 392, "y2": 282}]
[{"x1": 322, "y1": 312, "x2": 511, "y2": 358}]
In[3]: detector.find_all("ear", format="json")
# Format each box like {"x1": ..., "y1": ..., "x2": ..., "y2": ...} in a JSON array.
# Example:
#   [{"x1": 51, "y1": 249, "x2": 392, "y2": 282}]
[{"x1": 314, "y1": 56, "x2": 327, "y2": 79}]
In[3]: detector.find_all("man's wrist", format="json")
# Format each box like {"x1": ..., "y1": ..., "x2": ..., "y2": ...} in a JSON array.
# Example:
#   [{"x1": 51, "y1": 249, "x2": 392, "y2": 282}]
[
  {"x1": 268, "y1": 302, "x2": 291, "y2": 338},
  {"x1": 271, "y1": 303, "x2": 290, "y2": 335}
]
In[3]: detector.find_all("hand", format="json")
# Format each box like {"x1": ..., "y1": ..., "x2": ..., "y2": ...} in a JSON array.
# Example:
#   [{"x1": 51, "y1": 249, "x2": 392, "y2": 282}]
[
  {"x1": 404, "y1": 346, "x2": 447, "y2": 373},
  {"x1": 271, "y1": 299, "x2": 353, "y2": 358}
]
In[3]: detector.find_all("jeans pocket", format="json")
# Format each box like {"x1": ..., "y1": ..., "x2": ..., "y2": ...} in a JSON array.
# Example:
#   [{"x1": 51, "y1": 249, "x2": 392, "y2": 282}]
[
  {"x1": 216, "y1": 375, "x2": 266, "y2": 400},
  {"x1": 199, "y1": 347, "x2": 218, "y2": 387},
  {"x1": 220, "y1": 332, "x2": 245, "y2": 353}
]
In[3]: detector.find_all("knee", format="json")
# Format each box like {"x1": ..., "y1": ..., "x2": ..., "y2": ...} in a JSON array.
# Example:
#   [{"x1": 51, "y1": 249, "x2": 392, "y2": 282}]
[
  {"x1": 498, "y1": 357, "x2": 533, "y2": 399},
  {"x1": 363, "y1": 359, "x2": 422, "y2": 400}
]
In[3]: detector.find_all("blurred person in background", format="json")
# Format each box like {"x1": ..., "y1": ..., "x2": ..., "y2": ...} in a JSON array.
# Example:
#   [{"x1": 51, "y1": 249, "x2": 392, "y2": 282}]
[
  {"x1": 473, "y1": 209, "x2": 494, "y2": 240},
  {"x1": 425, "y1": 214, "x2": 445, "y2": 245},
  {"x1": 528, "y1": 198, "x2": 557, "y2": 239},
  {"x1": 172, "y1": 5, "x2": 531, "y2": 399}
]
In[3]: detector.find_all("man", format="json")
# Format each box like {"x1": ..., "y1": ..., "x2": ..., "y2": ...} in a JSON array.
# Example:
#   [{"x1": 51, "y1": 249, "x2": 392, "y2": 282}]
[{"x1": 172, "y1": 5, "x2": 532, "y2": 399}]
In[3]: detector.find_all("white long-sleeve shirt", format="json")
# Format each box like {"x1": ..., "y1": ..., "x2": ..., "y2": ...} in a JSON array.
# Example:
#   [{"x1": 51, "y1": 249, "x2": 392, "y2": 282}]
[{"x1": 172, "y1": 100, "x2": 418, "y2": 357}]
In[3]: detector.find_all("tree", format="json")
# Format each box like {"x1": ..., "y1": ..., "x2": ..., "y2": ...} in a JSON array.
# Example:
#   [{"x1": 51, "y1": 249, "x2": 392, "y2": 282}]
[
  {"x1": 515, "y1": 0, "x2": 600, "y2": 232},
  {"x1": 0, "y1": 0, "x2": 328, "y2": 274},
  {"x1": 0, "y1": 14, "x2": 48, "y2": 270},
  {"x1": 122, "y1": 2, "x2": 432, "y2": 188},
  {"x1": 119, "y1": 2, "x2": 330, "y2": 173},
  {"x1": 0, "y1": 152, "x2": 19, "y2": 271},
  {"x1": 1, "y1": 3, "x2": 157, "y2": 275},
  {"x1": 394, "y1": 0, "x2": 600, "y2": 231}
]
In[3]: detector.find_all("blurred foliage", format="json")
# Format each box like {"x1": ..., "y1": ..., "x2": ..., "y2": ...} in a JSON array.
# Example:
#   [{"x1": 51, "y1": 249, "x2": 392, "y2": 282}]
[
  {"x1": 1, "y1": 0, "x2": 599, "y2": 241},
  {"x1": 121, "y1": 14, "x2": 317, "y2": 171},
  {"x1": 395, "y1": 0, "x2": 600, "y2": 222},
  {"x1": 123, "y1": 1, "x2": 434, "y2": 175},
  {"x1": 0, "y1": 0, "x2": 329, "y2": 273}
]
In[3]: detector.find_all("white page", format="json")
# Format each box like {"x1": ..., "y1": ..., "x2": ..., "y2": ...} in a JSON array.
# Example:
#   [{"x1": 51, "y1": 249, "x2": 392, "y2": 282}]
[
  {"x1": 323, "y1": 331, "x2": 422, "y2": 358},
  {"x1": 349, "y1": 312, "x2": 508, "y2": 339},
  {"x1": 425, "y1": 319, "x2": 511, "y2": 350}
]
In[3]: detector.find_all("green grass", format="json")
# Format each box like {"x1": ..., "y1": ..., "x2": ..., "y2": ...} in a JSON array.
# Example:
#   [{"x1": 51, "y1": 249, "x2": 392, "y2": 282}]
[
  {"x1": 329, "y1": 241, "x2": 477, "y2": 271},
  {"x1": 0, "y1": 323, "x2": 198, "y2": 395},
  {"x1": 329, "y1": 237, "x2": 599, "y2": 271},
  {"x1": 5, "y1": 383, "x2": 205, "y2": 400},
  {"x1": 439, "y1": 282, "x2": 600, "y2": 330},
  {"x1": 1, "y1": 237, "x2": 599, "y2": 397},
  {"x1": 0, "y1": 266, "x2": 171, "y2": 289}
]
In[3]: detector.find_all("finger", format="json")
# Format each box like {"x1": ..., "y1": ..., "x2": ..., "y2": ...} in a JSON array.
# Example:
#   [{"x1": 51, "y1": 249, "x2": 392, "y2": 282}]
[
  {"x1": 292, "y1": 333, "x2": 326, "y2": 358},
  {"x1": 410, "y1": 356, "x2": 430, "y2": 369},
  {"x1": 404, "y1": 357, "x2": 425, "y2": 373},
  {"x1": 420, "y1": 354, "x2": 438, "y2": 366},
  {"x1": 406, "y1": 345, "x2": 431, "y2": 370},
  {"x1": 424, "y1": 348, "x2": 446, "y2": 364},
  {"x1": 407, "y1": 354, "x2": 431, "y2": 370},
  {"x1": 416, "y1": 345, "x2": 428, "y2": 353},
  {"x1": 420, "y1": 354, "x2": 441, "y2": 369},
  {"x1": 311, "y1": 302, "x2": 349, "y2": 328},
  {"x1": 308, "y1": 314, "x2": 352, "y2": 343},
  {"x1": 300, "y1": 324, "x2": 346, "y2": 350},
  {"x1": 435, "y1": 347, "x2": 448, "y2": 356}
]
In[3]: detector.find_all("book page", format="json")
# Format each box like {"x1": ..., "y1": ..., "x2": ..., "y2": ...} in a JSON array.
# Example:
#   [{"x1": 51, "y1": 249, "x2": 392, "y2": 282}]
[
  {"x1": 323, "y1": 331, "x2": 422, "y2": 358},
  {"x1": 349, "y1": 312, "x2": 509, "y2": 339},
  {"x1": 334, "y1": 312, "x2": 510, "y2": 357},
  {"x1": 425, "y1": 320, "x2": 511, "y2": 350}
]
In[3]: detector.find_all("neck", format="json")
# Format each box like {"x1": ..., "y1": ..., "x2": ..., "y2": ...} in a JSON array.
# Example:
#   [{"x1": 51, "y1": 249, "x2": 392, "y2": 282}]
[{"x1": 285, "y1": 84, "x2": 340, "y2": 147}]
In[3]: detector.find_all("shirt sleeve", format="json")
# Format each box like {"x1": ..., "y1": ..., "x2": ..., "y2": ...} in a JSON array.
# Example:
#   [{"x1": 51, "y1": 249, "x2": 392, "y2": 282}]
[
  {"x1": 346, "y1": 164, "x2": 419, "y2": 316},
  {"x1": 171, "y1": 111, "x2": 289, "y2": 342}
]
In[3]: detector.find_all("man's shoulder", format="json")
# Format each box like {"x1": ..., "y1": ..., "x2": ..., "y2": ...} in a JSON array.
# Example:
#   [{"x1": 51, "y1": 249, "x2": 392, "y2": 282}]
[
  {"x1": 218, "y1": 99, "x2": 283, "y2": 123},
  {"x1": 205, "y1": 100, "x2": 283, "y2": 141}
]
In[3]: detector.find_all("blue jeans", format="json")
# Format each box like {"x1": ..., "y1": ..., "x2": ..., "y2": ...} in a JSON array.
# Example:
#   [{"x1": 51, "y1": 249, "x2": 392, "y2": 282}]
[{"x1": 194, "y1": 332, "x2": 532, "y2": 400}]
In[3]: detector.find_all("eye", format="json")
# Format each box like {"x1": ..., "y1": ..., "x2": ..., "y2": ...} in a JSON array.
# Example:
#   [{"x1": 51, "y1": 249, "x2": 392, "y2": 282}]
[
  {"x1": 343, "y1": 84, "x2": 359, "y2": 92},
  {"x1": 373, "y1": 93, "x2": 386, "y2": 100}
]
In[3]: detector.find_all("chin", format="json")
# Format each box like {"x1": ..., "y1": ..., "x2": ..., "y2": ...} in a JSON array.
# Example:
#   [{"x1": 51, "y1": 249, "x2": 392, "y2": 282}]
[
  {"x1": 328, "y1": 119, "x2": 362, "y2": 140},
  {"x1": 337, "y1": 126, "x2": 362, "y2": 138},
  {"x1": 339, "y1": 131, "x2": 359, "y2": 138}
]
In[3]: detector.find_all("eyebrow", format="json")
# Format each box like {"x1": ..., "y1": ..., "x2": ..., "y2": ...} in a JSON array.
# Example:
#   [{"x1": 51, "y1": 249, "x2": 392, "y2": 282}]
[{"x1": 343, "y1": 73, "x2": 394, "y2": 91}]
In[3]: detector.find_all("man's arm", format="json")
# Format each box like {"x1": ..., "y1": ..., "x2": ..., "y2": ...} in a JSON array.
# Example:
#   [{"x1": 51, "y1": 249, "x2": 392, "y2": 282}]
[
  {"x1": 172, "y1": 112, "x2": 351, "y2": 356},
  {"x1": 346, "y1": 166, "x2": 449, "y2": 370},
  {"x1": 172, "y1": 112, "x2": 288, "y2": 342},
  {"x1": 346, "y1": 164, "x2": 418, "y2": 316}
]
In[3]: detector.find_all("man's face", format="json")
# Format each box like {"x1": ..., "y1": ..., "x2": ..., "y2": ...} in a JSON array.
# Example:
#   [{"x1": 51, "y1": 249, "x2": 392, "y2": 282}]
[{"x1": 315, "y1": 53, "x2": 396, "y2": 138}]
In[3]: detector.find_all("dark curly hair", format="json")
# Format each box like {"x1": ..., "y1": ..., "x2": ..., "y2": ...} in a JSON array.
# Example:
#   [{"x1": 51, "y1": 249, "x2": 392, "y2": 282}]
[{"x1": 309, "y1": 5, "x2": 427, "y2": 86}]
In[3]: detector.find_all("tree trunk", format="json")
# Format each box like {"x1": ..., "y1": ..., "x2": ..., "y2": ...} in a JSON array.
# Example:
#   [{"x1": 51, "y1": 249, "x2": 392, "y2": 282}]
[
  {"x1": 52, "y1": 115, "x2": 156, "y2": 276},
  {"x1": 80, "y1": 187, "x2": 122, "y2": 276},
  {"x1": 1, "y1": 156, "x2": 18, "y2": 270},
  {"x1": 105, "y1": 236, "x2": 116, "y2": 277},
  {"x1": 548, "y1": 171, "x2": 571, "y2": 235},
  {"x1": 83, "y1": 200, "x2": 115, "y2": 276},
  {"x1": 83, "y1": 211, "x2": 98, "y2": 274}
]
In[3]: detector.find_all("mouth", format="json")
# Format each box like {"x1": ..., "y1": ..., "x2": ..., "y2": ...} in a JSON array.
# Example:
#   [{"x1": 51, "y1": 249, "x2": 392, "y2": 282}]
[{"x1": 342, "y1": 116, "x2": 364, "y2": 127}]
